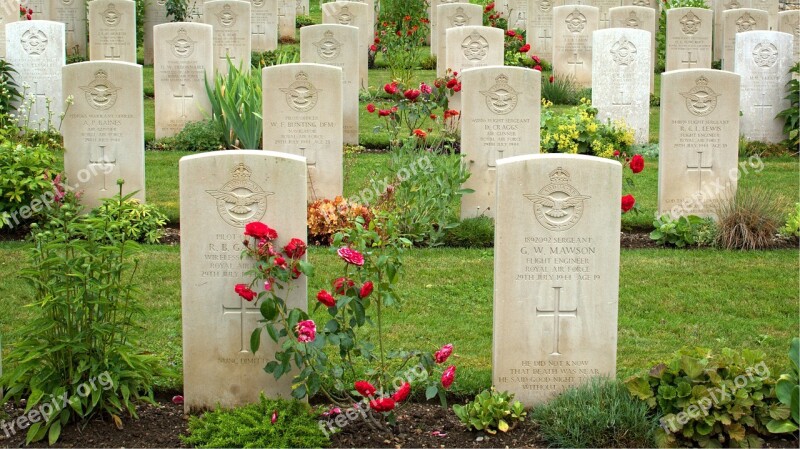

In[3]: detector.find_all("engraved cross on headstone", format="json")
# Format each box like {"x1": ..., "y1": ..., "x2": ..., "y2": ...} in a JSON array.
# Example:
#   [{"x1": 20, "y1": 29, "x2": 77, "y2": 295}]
[
  {"x1": 219, "y1": 47, "x2": 237, "y2": 63},
  {"x1": 487, "y1": 148, "x2": 506, "y2": 168},
  {"x1": 173, "y1": 82, "x2": 194, "y2": 118},
  {"x1": 252, "y1": 23, "x2": 266, "y2": 38},
  {"x1": 686, "y1": 149, "x2": 713, "y2": 195},
  {"x1": 65, "y1": 19, "x2": 76, "y2": 44},
  {"x1": 89, "y1": 145, "x2": 116, "y2": 191},
  {"x1": 681, "y1": 51, "x2": 698, "y2": 68},
  {"x1": 753, "y1": 91, "x2": 772, "y2": 113},
  {"x1": 299, "y1": 147, "x2": 316, "y2": 166},
  {"x1": 568, "y1": 52, "x2": 584, "y2": 76},
  {"x1": 222, "y1": 297, "x2": 262, "y2": 353},
  {"x1": 613, "y1": 90, "x2": 632, "y2": 106},
  {"x1": 104, "y1": 46, "x2": 121, "y2": 60},
  {"x1": 31, "y1": 81, "x2": 47, "y2": 105},
  {"x1": 535, "y1": 287, "x2": 577, "y2": 356},
  {"x1": 600, "y1": 11, "x2": 610, "y2": 28},
  {"x1": 538, "y1": 29, "x2": 552, "y2": 48}
]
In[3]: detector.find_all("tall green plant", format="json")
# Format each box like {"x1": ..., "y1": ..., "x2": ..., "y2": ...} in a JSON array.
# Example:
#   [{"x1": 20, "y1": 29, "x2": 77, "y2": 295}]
[
  {"x1": 777, "y1": 62, "x2": 799, "y2": 150},
  {"x1": 0, "y1": 59, "x2": 22, "y2": 128},
  {"x1": 767, "y1": 338, "x2": 799, "y2": 434},
  {"x1": 205, "y1": 60, "x2": 263, "y2": 149}
]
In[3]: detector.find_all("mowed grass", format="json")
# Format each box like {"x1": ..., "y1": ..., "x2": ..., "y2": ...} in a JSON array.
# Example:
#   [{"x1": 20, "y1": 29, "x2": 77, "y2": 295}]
[{"x1": 0, "y1": 243, "x2": 796, "y2": 393}]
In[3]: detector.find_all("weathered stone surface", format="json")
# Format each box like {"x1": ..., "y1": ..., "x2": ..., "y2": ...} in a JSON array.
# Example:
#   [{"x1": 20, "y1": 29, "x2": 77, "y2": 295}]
[
  {"x1": 553, "y1": 5, "x2": 598, "y2": 87},
  {"x1": 88, "y1": 0, "x2": 137, "y2": 63},
  {"x1": 205, "y1": 0, "x2": 252, "y2": 76},
  {"x1": 722, "y1": 8, "x2": 768, "y2": 71},
  {"x1": 666, "y1": 7, "x2": 713, "y2": 71}
]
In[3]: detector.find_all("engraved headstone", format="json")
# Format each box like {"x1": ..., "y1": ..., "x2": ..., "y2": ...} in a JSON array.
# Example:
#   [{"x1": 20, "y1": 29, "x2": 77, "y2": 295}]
[
  {"x1": 736, "y1": 30, "x2": 793, "y2": 143},
  {"x1": 154, "y1": 23, "x2": 214, "y2": 139},
  {"x1": 658, "y1": 69, "x2": 740, "y2": 218},
  {"x1": 594, "y1": 0, "x2": 620, "y2": 29},
  {"x1": 621, "y1": 0, "x2": 659, "y2": 30},
  {"x1": 205, "y1": 0, "x2": 252, "y2": 76},
  {"x1": 444, "y1": 26, "x2": 504, "y2": 77},
  {"x1": 300, "y1": 24, "x2": 359, "y2": 145},
  {"x1": 180, "y1": 150, "x2": 307, "y2": 412},
  {"x1": 5, "y1": 20, "x2": 65, "y2": 126},
  {"x1": 592, "y1": 28, "x2": 651, "y2": 144},
  {"x1": 526, "y1": 0, "x2": 555, "y2": 62},
  {"x1": 436, "y1": 3, "x2": 483, "y2": 77},
  {"x1": 493, "y1": 153, "x2": 621, "y2": 406},
  {"x1": 0, "y1": 0, "x2": 19, "y2": 59},
  {"x1": 88, "y1": 0, "x2": 136, "y2": 63},
  {"x1": 666, "y1": 7, "x2": 713, "y2": 71},
  {"x1": 250, "y1": 0, "x2": 278, "y2": 52},
  {"x1": 553, "y1": 5, "x2": 599, "y2": 87},
  {"x1": 49, "y1": 0, "x2": 87, "y2": 58},
  {"x1": 143, "y1": 0, "x2": 171, "y2": 65},
  {"x1": 262, "y1": 63, "x2": 343, "y2": 201},
  {"x1": 778, "y1": 10, "x2": 800, "y2": 64},
  {"x1": 322, "y1": 1, "x2": 369, "y2": 88},
  {"x1": 277, "y1": 0, "x2": 296, "y2": 40},
  {"x1": 62, "y1": 61, "x2": 145, "y2": 209},
  {"x1": 722, "y1": 8, "x2": 768, "y2": 70},
  {"x1": 429, "y1": 0, "x2": 466, "y2": 55},
  {"x1": 714, "y1": 0, "x2": 752, "y2": 61},
  {"x1": 296, "y1": 0, "x2": 308, "y2": 15},
  {"x1": 460, "y1": 66, "x2": 541, "y2": 219},
  {"x1": 506, "y1": 0, "x2": 527, "y2": 31},
  {"x1": 22, "y1": 0, "x2": 49, "y2": 19},
  {"x1": 338, "y1": 0, "x2": 374, "y2": 37},
  {"x1": 609, "y1": 6, "x2": 656, "y2": 93},
  {"x1": 751, "y1": 0, "x2": 778, "y2": 29}
]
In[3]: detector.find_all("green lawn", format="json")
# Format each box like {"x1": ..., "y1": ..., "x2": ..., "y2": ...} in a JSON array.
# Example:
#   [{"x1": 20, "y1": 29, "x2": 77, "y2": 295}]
[{"x1": 0, "y1": 243, "x2": 796, "y2": 393}]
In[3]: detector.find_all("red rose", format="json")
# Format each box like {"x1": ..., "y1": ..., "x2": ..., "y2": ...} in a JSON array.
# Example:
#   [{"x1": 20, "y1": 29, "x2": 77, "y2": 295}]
[
  {"x1": 506, "y1": 30, "x2": 516, "y2": 37},
  {"x1": 549, "y1": 75, "x2": 554, "y2": 83},
  {"x1": 370, "y1": 44, "x2": 378, "y2": 52},
  {"x1": 316, "y1": 290, "x2": 336, "y2": 307},
  {"x1": 384, "y1": 82, "x2": 398, "y2": 95},
  {"x1": 404, "y1": 89, "x2": 421, "y2": 101},
  {"x1": 621, "y1": 194, "x2": 636, "y2": 212},
  {"x1": 392, "y1": 382, "x2": 411, "y2": 403},
  {"x1": 378, "y1": 109, "x2": 391, "y2": 117},
  {"x1": 338, "y1": 247, "x2": 365, "y2": 266},
  {"x1": 613, "y1": 150, "x2": 621, "y2": 157},
  {"x1": 441, "y1": 366, "x2": 456, "y2": 389},
  {"x1": 533, "y1": 65, "x2": 543, "y2": 71},
  {"x1": 369, "y1": 398, "x2": 396, "y2": 412},
  {"x1": 283, "y1": 238, "x2": 306, "y2": 259},
  {"x1": 430, "y1": 114, "x2": 437, "y2": 120},
  {"x1": 434, "y1": 343, "x2": 453, "y2": 364},
  {"x1": 391, "y1": 106, "x2": 398, "y2": 112},
  {"x1": 333, "y1": 277, "x2": 355, "y2": 295},
  {"x1": 413, "y1": 128, "x2": 427, "y2": 139},
  {"x1": 359, "y1": 281, "x2": 374, "y2": 298},
  {"x1": 532, "y1": 54, "x2": 541, "y2": 64},
  {"x1": 234, "y1": 284, "x2": 257, "y2": 301},
  {"x1": 629, "y1": 154, "x2": 644, "y2": 174},
  {"x1": 519, "y1": 43, "x2": 530, "y2": 53},
  {"x1": 295, "y1": 320, "x2": 316, "y2": 343},
  {"x1": 244, "y1": 222, "x2": 277, "y2": 240},
  {"x1": 366, "y1": 103, "x2": 376, "y2": 113},
  {"x1": 446, "y1": 78, "x2": 458, "y2": 89},
  {"x1": 453, "y1": 83, "x2": 461, "y2": 92},
  {"x1": 374, "y1": 37, "x2": 380, "y2": 44},
  {"x1": 355, "y1": 380, "x2": 377, "y2": 397}
]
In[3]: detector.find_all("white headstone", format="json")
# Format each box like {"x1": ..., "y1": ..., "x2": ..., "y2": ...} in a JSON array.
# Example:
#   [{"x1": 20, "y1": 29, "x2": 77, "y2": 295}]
[
  {"x1": 277, "y1": 0, "x2": 296, "y2": 41},
  {"x1": 751, "y1": 0, "x2": 778, "y2": 29},
  {"x1": 154, "y1": 23, "x2": 214, "y2": 139},
  {"x1": 205, "y1": 0, "x2": 252, "y2": 76},
  {"x1": 594, "y1": 0, "x2": 619, "y2": 29},
  {"x1": 300, "y1": 24, "x2": 359, "y2": 146},
  {"x1": 444, "y1": 26, "x2": 505, "y2": 77},
  {"x1": 666, "y1": 7, "x2": 713, "y2": 71},
  {"x1": 526, "y1": 0, "x2": 555, "y2": 62},
  {"x1": 88, "y1": 0, "x2": 137, "y2": 63},
  {"x1": 435, "y1": 3, "x2": 483, "y2": 76},
  {"x1": 250, "y1": 0, "x2": 278, "y2": 52},
  {"x1": 262, "y1": 63, "x2": 343, "y2": 201},
  {"x1": 609, "y1": 6, "x2": 656, "y2": 93},
  {"x1": 553, "y1": 5, "x2": 599, "y2": 87},
  {"x1": 460, "y1": 66, "x2": 541, "y2": 219},
  {"x1": 322, "y1": 1, "x2": 369, "y2": 88},
  {"x1": 48, "y1": 0, "x2": 87, "y2": 58},
  {"x1": 62, "y1": 61, "x2": 145, "y2": 209},
  {"x1": 22, "y1": 0, "x2": 49, "y2": 19},
  {"x1": 296, "y1": 0, "x2": 309, "y2": 15},
  {"x1": 620, "y1": 0, "x2": 659, "y2": 31},
  {"x1": 658, "y1": 69, "x2": 741, "y2": 218},
  {"x1": 429, "y1": 0, "x2": 467, "y2": 55},
  {"x1": 735, "y1": 30, "x2": 793, "y2": 143},
  {"x1": 506, "y1": 0, "x2": 527, "y2": 31},
  {"x1": 723, "y1": 8, "x2": 769, "y2": 70},
  {"x1": 180, "y1": 150, "x2": 307, "y2": 412},
  {"x1": 714, "y1": 0, "x2": 752, "y2": 61},
  {"x1": 143, "y1": 0, "x2": 171, "y2": 65},
  {"x1": 777, "y1": 10, "x2": 800, "y2": 64},
  {"x1": 592, "y1": 28, "x2": 651, "y2": 144},
  {"x1": 0, "y1": 0, "x2": 19, "y2": 59},
  {"x1": 493, "y1": 153, "x2": 621, "y2": 407},
  {"x1": 6, "y1": 20, "x2": 65, "y2": 126}
]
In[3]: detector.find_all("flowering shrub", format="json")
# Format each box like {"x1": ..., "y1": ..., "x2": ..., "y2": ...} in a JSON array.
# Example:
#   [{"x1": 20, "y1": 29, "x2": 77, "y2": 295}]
[
  {"x1": 482, "y1": 1, "x2": 507, "y2": 29},
  {"x1": 19, "y1": 4, "x2": 33, "y2": 19},
  {"x1": 502, "y1": 29, "x2": 534, "y2": 68},
  {"x1": 307, "y1": 196, "x2": 373, "y2": 244},
  {"x1": 540, "y1": 98, "x2": 634, "y2": 158},
  {"x1": 374, "y1": 15, "x2": 429, "y2": 85}
]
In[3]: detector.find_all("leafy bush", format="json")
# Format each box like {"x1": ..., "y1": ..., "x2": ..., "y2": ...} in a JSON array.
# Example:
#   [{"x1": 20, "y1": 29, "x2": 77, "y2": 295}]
[
  {"x1": 88, "y1": 195, "x2": 168, "y2": 244},
  {"x1": 307, "y1": 196, "x2": 373, "y2": 244},
  {"x1": 540, "y1": 98, "x2": 635, "y2": 157},
  {"x1": 625, "y1": 347, "x2": 778, "y2": 448},
  {"x1": 650, "y1": 214, "x2": 717, "y2": 248},
  {"x1": 181, "y1": 395, "x2": 330, "y2": 448},
  {"x1": 251, "y1": 47, "x2": 300, "y2": 69},
  {"x1": 541, "y1": 74, "x2": 582, "y2": 105},
  {"x1": 0, "y1": 185, "x2": 168, "y2": 444},
  {"x1": 780, "y1": 203, "x2": 800, "y2": 238},
  {"x1": 777, "y1": 62, "x2": 799, "y2": 150},
  {"x1": 532, "y1": 377, "x2": 657, "y2": 448},
  {"x1": 0, "y1": 59, "x2": 22, "y2": 128},
  {"x1": 714, "y1": 186, "x2": 784, "y2": 250},
  {"x1": 0, "y1": 141, "x2": 58, "y2": 230},
  {"x1": 374, "y1": 16, "x2": 429, "y2": 86},
  {"x1": 767, "y1": 338, "x2": 799, "y2": 434},
  {"x1": 443, "y1": 216, "x2": 494, "y2": 248},
  {"x1": 419, "y1": 55, "x2": 436, "y2": 70},
  {"x1": 205, "y1": 61, "x2": 262, "y2": 149},
  {"x1": 453, "y1": 389, "x2": 526, "y2": 434},
  {"x1": 295, "y1": 14, "x2": 315, "y2": 28},
  {"x1": 738, "y1": 139, "x2": 794, "y2": 157},
  {"x1": 157, "y1": 120, "x2": 225, "y2": 152}
]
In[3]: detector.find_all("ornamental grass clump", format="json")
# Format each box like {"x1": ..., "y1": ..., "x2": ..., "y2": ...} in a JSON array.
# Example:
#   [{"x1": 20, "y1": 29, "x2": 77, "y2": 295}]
[{"x1": 713, "y1": 186, "x2": 785, "y2": 250}]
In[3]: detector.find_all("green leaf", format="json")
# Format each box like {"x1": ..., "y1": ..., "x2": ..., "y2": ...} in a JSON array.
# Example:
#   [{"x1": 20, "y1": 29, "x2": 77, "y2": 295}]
[
  {"x1": 260, "y1": 300, "x2": 277, "y2": 320},
  {"x1": 250, "y1": 327, "x2": 262, "y2": 353},
  {"x1": 425, "y1": 385, "x2": 438, "y2": 400},
  {"x1": 498, "y1": 419, "x2": 509, "y2": 432},
  {"x1": 48, "y1": 420, "x2": 61, "y2": 445},
  {"x1": 680, "y1": 356, "x2": 704, "y2": 379},
  {"x1": 625, "y1": 375, "x2": 654, "y2": 401},
  {"x1": 767, "y1": 419, "x2": 799, "y2": 434}
]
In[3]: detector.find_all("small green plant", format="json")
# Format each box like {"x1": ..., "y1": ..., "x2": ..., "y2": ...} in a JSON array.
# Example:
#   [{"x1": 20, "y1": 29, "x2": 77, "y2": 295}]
[
  {"x1": 0, "y1": 59, "x2": 22, "y2": 128},
  {"x1": 251, "y1": 47, "x2": 300, "y2": 68},
  {"x1": 714, "y1": 186, "x2": 785, "y2": 250},
  {"x1": 767, "y1": 337, "x2": 799, "y2": 434},
  {"x1": 181, "y1": 394, "x2": 330, "y2": 448},
  {"x1": 780, "y1": 202, "x2": 800, "y2": 238},
  {"x1": 443, "y1": 216, "x2": 494, "y2": 248},
  {"x1": 777, "y1": 62, "x2": 799, "y2": 151},
  {"x1": 165, "y1": 0, "x2": 199, "y2": 22},
  {"x1": 541, "y1": 74, "x2": 582, "y2": 105},
  {"x1": 0, "y1": 141, "x2": 58, "y2": 230},
  {"x1": 88, "y1": 196, "x2": 168, "y2": 244},
  {"x1": 157, "y1": 120, "x2": 225, "y2": 152},
  {"x1": 205, "y1": 60, "x2": 262, "y2": 149},
  {"x1": 540, "y1": 98, "x2": 635, "y2": 157},
  {"x1": 453, "y1": 389, "x2": 526, "y2": 434},
  {"x1": 295, "y1": 14, "x2": 315, "y2": 28},
  {"x1": 532, "y1": 377, "x2": 657, "y2": 448},
  {"x1": 650, "y1": 214, "x2": 717, "y2": 248},
  {"x1": 625, "y1": 347, "x2": 777, "y2": 448}
]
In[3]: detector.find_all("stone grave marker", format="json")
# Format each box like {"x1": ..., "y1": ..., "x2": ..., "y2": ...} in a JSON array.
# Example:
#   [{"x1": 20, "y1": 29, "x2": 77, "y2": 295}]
[
  {"x1": 553, "y1": 5, "x2": 598, "y2": 87},
  {"x1": 658, "y1": 69, "x2": 740, "y2": 218},
  {"x1": 0, "y1": 0, "x2": 19, "y2": 59},
  {"x1": 714, "y1": 0, "x2": 752, "y2": 61},
  {"x1": 666, "y1": 7, "x2": 713, "y2": 71},
  {"x1": 436, "y1": 3, "x2": 483, "y2": 77},
  {"x1": 723, "y1": 8, "x2": 768, "y2": 70},
  {"x1": 620, "y1": 0, "x2": 659, "y2": 30},
  {"x1": 444, "y1": 26, "x2": 504, "y2": 77},
  {"x1": 778, "y1": 10, "x2": 800, "y2": 64},
  {"x1": 180, "y1": 150, "x2": 307, "y2": 412},
  {"x1": 49, "y1": 0, "x2": 87, "y2": 58},
  {"x1": 154, "y1": 23, "x2": 214, "y2": 139},
  {"x1": 460, "y1": 66, "x2": 541, "y2": 220},
  {"x1": 300, "y1": 24, "x2": 359, "y2": 145},
  {"x1": 609, "y1": 6, "x2": 656, "y2": 93},
  {"x1": 430, "y1": 0, "x2": 466, "y2": 54},
  {"x1": 296, "y1": 0, "x2": 308, "y2": 15},
  {"x1": 250, "y1": 0, "x2": 278, "y2": 52},
  {"x1": 277, "y1": 0, "x2": 296, "y2": 41},
  {"x1": 506, "y1": 0, "x2": 528, "y2": 31},
  {"x1": 22, "y1": 0, "x2": 49, "y2": 19},
  {"x1": 62, "y1": 61, "x2": 145, "y2": 209},
  {"x1": 751, "y1": 0, "x2": 778, "y2": 29},
  {"x1": 262, "y1": 63, "x2": 343, "y2": 201},
  {"x1": 5, "y1": 20, "x2": 65, "y2": 126},
  {"x1": 88, "y1": 0, "x2": 136, "y2": 63},
  {"x1": 592, "y1": 28, "x2": 651, "y2": 144},
  {"x1": 205, "y1": 0, "x2": 252, "y2": 76},
  {"x1": 595, "y1": 0, "x2": 619, "y2": 29},
  {"x1": 338, "y1": 0, "x2": 375, "y2": 35},
  {"x1": 493, "y1": 153, "x2": 622, "y2": 406},
  {"x1": 526, "y1": 0, "x2": 555, "y2": 62},
  {"x1": 322, "y1": 1, "x2": 369, "y2": 88},
  {"x1": 143, "y1": 0, "x2": 170, "y2": 65},
  {"x1": 735, "y1": 30, "x2": 793, "y2": 143}
]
